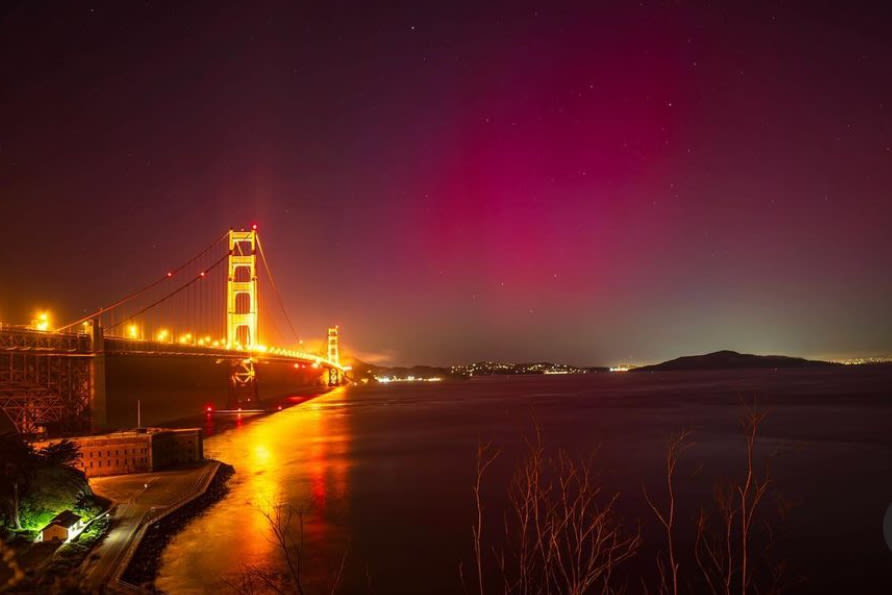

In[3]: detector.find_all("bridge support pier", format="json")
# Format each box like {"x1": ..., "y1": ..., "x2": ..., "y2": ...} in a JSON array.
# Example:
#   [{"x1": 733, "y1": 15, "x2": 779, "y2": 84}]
[
  {"x1": 228, "y1": 358, "x2": 258, "y2": 409},
  {"x1": 327, "y1": 367, "x2": 340, "y2": 386},
  {"x1": 90, "y1": 321, "x2": 107, "y2": 431}
]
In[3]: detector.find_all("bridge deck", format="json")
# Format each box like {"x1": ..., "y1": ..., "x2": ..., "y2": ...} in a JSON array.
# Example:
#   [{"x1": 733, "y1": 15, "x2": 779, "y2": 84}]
[{"x1": 0, "y1": 327, "x2": 343, "y2": 435}]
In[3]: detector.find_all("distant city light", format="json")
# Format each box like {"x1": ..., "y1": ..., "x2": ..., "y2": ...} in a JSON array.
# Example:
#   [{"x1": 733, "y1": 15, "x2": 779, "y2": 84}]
[
  {"x1": 832, "y1": 356, "x2": 892, "y2": 365},
  {"x1": 374, "y1": 376, "x2": 442, "y2": 383}
]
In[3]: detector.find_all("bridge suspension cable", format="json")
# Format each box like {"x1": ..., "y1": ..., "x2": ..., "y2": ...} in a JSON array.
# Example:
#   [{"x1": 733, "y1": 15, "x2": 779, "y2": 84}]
[
  {"x1": 45, "y1": 227, "x2": 340, "y2": 367},
  {"x1": 255, "y1": 233, "x2": 301, "y2": 344},
  {"x1": 57, "y1": 231, "x2": 229, "y2": 331},
  {"x1": 105, "y1": 253, "x2": 228, "y2": 332}
]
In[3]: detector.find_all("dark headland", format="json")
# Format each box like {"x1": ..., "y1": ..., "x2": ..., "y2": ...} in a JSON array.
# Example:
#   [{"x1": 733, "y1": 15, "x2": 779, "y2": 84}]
[{"x1": 631, "y1": 350, "x2": 839, "y2": 372}]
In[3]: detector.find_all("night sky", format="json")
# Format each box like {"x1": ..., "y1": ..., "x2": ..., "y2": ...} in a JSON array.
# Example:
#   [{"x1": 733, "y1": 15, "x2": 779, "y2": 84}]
[{"x1": 1, "y1": 2, "x2": 891, "y2": 366}]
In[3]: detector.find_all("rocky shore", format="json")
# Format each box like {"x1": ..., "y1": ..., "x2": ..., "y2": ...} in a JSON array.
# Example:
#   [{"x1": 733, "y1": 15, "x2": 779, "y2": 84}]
[{"x1": 121, "y1": 463, "x2": 235, "y2": 590}]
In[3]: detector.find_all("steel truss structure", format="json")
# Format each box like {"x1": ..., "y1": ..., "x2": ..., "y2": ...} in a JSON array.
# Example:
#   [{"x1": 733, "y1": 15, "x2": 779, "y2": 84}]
[
  {"x1": 227, "y1": 357, "x2": 258, "y2": 408},
  {"x1": 0, "y1": 328, "x2": 92, "y2": 435}
]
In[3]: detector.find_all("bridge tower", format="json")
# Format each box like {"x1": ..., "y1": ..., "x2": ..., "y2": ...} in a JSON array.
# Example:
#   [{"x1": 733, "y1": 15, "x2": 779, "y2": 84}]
[
  {"x1": 227, "y1": 229, "x2": 258, "y2": 349},
  {"x1": 327, "y1": 326, "x2": 340, "y2": 385},
  {"x1": 327, "y1": 326, "x2": 339, "y2": 365}
]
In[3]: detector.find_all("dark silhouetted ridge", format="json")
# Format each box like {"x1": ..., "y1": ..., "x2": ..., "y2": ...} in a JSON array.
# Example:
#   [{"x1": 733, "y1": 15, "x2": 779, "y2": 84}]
[{"x1": 632, "y1": 350, "x2": 837, "y2": 372}]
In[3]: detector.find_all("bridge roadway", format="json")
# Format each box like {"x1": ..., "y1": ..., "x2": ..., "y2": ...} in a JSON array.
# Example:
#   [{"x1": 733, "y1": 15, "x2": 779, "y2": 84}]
[
  {"x1": 0, "y1": 326, "x2": 343, "y2": 371},
  {"x1": 103, "y1": 335, "x2": 342, "y2": 368},
  {"x1": 0, "y1": 326, "x2": 344, "y2": 434}
]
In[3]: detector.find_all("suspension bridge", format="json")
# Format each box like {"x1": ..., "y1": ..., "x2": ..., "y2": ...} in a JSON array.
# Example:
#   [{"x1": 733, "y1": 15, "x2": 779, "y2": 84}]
[{"x1": 0, "y1": 227, "x2": 347, "y2": 436}]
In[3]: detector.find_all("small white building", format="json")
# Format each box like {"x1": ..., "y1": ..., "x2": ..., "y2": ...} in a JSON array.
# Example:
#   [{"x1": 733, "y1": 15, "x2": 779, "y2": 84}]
[{"x1": 36, "y1": 510, "x2": 84, "y2": 543}]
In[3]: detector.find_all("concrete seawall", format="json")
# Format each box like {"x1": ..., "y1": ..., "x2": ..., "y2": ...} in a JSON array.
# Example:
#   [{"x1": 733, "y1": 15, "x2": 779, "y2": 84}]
[{"x1": 107, "y1": 461, "x2": 229, "y2": 593}]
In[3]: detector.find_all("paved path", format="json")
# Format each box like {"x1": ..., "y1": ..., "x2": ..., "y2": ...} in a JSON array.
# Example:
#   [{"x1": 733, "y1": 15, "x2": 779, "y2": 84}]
[{"x1": 79, "y1": 463, "x2": 216, "y2": 592}]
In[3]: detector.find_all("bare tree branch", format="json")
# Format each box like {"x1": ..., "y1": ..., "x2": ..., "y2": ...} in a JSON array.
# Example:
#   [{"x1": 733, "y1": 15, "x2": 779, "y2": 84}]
[{"x1": 644, "y1": 429, "x2": 693, "y2": 595}]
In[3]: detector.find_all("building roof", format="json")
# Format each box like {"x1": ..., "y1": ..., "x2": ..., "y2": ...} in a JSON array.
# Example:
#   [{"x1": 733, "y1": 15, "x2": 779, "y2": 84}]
[
  {"x1": 43, "y1": 510, "x2": 81, "y2": 530},
  {"x1": 32, "y1": 427, "x2": 201, "y2": 449}
]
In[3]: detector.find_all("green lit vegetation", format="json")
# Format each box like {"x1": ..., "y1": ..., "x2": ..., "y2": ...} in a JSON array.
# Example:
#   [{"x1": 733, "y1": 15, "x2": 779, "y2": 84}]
[
  {"x1": 1, "y1": 433, "x2": 110, "y2": 592},
  {"x1": 18, "y1": 465, "x2": 100, "y2": 532},
  {"x1": 1, "y1": 434, "x2": 104, "y2": 533}
]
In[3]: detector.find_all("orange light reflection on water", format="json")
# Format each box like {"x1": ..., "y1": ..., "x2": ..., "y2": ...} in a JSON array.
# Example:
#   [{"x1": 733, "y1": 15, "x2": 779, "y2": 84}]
[
  {"x1": 239, "y1": 388, "x2": 350, "y2": 562},
  {"x1": 156, "y1": 387, "x2": 351, "y2": 592}
]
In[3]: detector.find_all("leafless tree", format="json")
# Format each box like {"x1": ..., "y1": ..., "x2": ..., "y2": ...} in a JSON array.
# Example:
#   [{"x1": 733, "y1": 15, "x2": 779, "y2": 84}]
[
  {"x1": 471, "y1": 441, "x2": 501, "y2": 595},
  {"x1": 228, "y1": 502, "x2": 347, "y2": 595},
  {"x1": 472, "y1": 435, "x2": 640, "y2": 595},
  {"x1": 643, "y1": 429, "x2": 693, "y2": 595},
  {"x1": 692, "y1": 407, "x2": 784, "y2": 595}
]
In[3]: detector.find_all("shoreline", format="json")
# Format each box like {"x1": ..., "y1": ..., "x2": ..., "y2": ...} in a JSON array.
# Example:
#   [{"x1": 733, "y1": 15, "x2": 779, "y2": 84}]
[
  {"x1": 112, "y1": 391, "x2": 335, "y2": 591},
  {"x1": 118, "y1": 461, "x2": 234, "y2": 591}
]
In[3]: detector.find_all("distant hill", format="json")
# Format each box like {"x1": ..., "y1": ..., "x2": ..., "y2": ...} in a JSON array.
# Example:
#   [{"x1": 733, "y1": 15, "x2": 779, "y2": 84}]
[{"x1": 632, "y1": 350, "x2": 838, "y2": 372}]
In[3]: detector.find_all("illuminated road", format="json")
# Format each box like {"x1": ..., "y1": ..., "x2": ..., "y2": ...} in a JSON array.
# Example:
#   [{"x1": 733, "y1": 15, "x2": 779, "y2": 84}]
[{"x1": 80, "y1": 463, "x2": 216, "y2": 592}]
